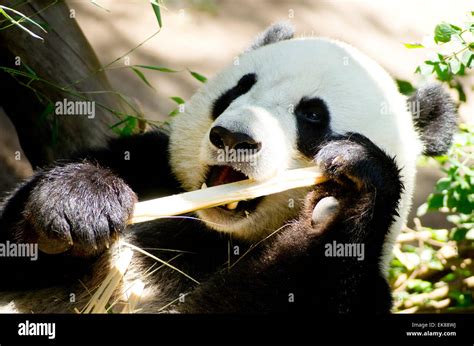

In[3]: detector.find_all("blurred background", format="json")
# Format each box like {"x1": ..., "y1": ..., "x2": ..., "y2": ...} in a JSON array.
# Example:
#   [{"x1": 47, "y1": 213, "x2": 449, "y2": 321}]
[{"x1": 69, "y1": 0, "x2": 473, "y2": 123}]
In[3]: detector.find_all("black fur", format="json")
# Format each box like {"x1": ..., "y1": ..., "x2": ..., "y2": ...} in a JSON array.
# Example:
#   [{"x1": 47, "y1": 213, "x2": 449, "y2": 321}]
[
  {"x1": 81, "y1": 131, "x2": 182, "y2": 199},
  {"x1": 0, "y1": 130, "x2": 402, "y2": 314},
  {"x1": 212, "y1": 73, "x2": 257, "y2": 119},
  {"x1": 294, "y1": 97, "x2": 332, "y2": 158},
  {"x1": 248, "y1": 22, "x2": 295, "y2": 51},
  {"x1": 408, "y1": 84, "x2": 457, "y2": 156}
]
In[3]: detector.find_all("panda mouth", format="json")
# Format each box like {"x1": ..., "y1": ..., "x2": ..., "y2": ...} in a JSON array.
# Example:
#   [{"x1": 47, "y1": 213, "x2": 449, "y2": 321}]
[{"x1": 202, "y1": 165, "x2": 262, "y2": 213}]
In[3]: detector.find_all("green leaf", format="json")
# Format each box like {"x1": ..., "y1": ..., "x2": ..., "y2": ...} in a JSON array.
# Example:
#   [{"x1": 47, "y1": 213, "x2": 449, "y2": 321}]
[
  {"x1": 427, "y1": 193, "x2": 444, "y2": 210},
  {"x1": 404, "y1": 43, "x2": 424, "y2": 49},
  {"x1": 449, "y1": 23, "x2": 462, "y2": 32},
  {"x1": 456, "y1": 190, "x2": 473, "y2": 214},
  {"x1": 170, "y1": 96, "x2": 185, "y2": 104},
  {"x1": 401, "y1": 244, "x2": 417, "y2": 253},
  {"x1": 391, "y1": 258, "x2": 404, "y2": 268},
  {"x1": 441, "y1": 272, "x2": 457, "y2": 282},
  {"x1": 22, "y1": 63, "x2": 37, "y2": 77},
  {"x1": 452, "y1": 80, "x2": 467, "y2": 102},
  {"x1": 435, "y1": 177, "x2": 451, "y2": 193},
  {"x1": 168, "y1": 109, "x2": 179, "y2": 117},
  {"x1": 450, "y1": 227, "x2": 468, "y2": 241},
  {"x1": 122, "y1": 117, "x2": 138, "y2": 137},
  {"x1": 434, "y1": 62, "x2": 450, "y2": 81},
  {"x1": 407, "y1": 279, "x2": 433, "y2": 293},
  {"x1": 446, "y1": 189, "x2": 459, "y2": 209},
  {"x1": 434, "y1": 22, "x2": 454, "y2": 43},
  {"x1": 131, "y1": 67, "x2": 154, "y2": 89},
  {"x1": 189, "y1": 70, "x2": 207, "y2": 83},
  {"x1": 111, "y1": 116, "x2": 139, "y2": 137},
  {"x1": 134, "y1": 65, "x2": 179, "y2": 73},
  {"x1": 150, "y1": 0, "x2": 162, "y2": 28},
  {"x1": 448, "y1": 290, "x2": 472, "y2": 307},
  {"x1": 396, "y1": 79, "x2": 416, "y2": 95},
  {"x1": 388, "y1": 267, "x2": 405, "y2": 280}
]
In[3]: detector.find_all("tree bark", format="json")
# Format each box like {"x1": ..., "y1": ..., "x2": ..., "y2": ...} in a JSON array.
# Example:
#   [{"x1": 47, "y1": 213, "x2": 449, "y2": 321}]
[{"x1": 0, "y1": 0, "x2": 130, "y2": 170}]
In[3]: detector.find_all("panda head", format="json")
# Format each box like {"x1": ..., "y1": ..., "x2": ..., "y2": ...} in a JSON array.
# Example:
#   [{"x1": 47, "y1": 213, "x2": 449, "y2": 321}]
[{"x1": 169, "y1": 23, "x2": 456, "y2": 241}]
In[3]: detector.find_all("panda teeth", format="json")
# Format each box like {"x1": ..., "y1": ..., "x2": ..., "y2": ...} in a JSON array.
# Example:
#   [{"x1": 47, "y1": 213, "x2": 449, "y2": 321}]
[
  {"x1": 201, "y1": 182, "x2": 207, "y2": 189},
  {"x1": 225, "y1": 201, "x2": 239, "y2": 210}
]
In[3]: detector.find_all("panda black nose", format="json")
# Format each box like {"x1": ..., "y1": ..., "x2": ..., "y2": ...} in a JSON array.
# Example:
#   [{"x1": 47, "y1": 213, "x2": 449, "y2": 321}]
[{"x1": 209, "y1": 126, "x2": 262, "y2": 152}]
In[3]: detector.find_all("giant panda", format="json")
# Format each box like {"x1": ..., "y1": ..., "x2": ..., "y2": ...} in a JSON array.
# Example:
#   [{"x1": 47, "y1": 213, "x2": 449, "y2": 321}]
[{"x1": 0, "y1": 23, "x2": 456, "y2": 313}]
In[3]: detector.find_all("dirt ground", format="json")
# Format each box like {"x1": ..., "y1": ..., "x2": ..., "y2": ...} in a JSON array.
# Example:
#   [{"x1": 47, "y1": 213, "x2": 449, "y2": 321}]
[{"x1": 1, "y1": 0, "x2": 473, "y2": 227}]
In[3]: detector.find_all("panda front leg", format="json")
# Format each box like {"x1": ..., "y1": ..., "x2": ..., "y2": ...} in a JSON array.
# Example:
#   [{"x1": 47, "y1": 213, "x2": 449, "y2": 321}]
[
  {"x1": 177, "y1": 133, "x2": 403, "y2": 313},
  {"x1": 299, "y1": 132, "x2": 403, "y2": 313},
  {"x1": 0, "y1": 131, "x2": 175, "y2": 290},
  {"x1": 0, "y1": 162, "x2": 137, "y2": 290}
]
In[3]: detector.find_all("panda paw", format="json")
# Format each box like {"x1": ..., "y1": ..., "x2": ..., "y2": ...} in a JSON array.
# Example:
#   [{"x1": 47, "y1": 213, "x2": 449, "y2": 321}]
[
  {"x1": 315, "y1": 137, "x2": 368, "y2": 191},
  {"x1": 21, "y1": 163, "x2": 137, "y2": 257},
  {"x1": 315, "y1": 133, "x2": 401, "y2": 195}
]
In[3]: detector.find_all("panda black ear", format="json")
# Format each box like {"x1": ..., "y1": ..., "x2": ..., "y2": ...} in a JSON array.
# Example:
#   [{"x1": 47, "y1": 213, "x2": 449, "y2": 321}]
[
  {"x1": 247, "y1": 22, "x2": 295, "y2": 51},
  {"x1": 408, "y1": 84, "x2": 457, "y2": 157}
]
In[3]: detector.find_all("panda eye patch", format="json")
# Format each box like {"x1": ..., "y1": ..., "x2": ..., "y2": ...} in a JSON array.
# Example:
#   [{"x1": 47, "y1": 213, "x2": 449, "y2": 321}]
[
  {"x1": 294, "y1": 97, "x2": 329, "y2": 124},
  {"x1": 212, "y1": 73, "x2": 257, "y2": 119}
]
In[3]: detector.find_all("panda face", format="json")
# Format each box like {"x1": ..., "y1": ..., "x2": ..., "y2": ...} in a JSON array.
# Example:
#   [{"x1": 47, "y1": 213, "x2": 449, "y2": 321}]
[{"x1": 169, "y1": 37, "x2": 421, "y2": 241}]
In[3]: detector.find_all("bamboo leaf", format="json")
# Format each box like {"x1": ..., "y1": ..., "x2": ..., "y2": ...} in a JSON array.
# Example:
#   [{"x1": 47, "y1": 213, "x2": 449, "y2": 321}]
[
  {"x1": 189, "y1": 70, "x2": 207, "y2": 83},
  {"x1": 170, "y1": 96, "x2": 185, "y2": 104},
  {"x1": 131, "y1": 67, "x2": 154, "y2": 89},
  {"x1": 135, "y1": 64, "x2": 179, "y2": 73},
  {"x1": 403, "y1": 43, "x2": 424, "y2": 49},
  {"x1": 150, "y1": 0, "x2": 162, "y2": 28}
]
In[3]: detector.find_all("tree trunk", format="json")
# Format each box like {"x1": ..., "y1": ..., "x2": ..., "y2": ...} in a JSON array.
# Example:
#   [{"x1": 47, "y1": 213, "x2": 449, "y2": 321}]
[{"x1": 0, "y1": 0, "x2": 130, "y2": 171}]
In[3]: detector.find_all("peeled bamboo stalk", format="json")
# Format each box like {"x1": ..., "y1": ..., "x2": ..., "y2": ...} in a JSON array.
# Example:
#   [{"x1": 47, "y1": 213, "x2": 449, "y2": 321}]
[
  {"x1": 129, "y1": 166, "x2": 326, "y2": 224},
  {"x1": 121, "y1": 280, "x2": 145, "y2": 313},
  {"x1": 82, "y1": 248, "x2": 133, "y2": 314}
]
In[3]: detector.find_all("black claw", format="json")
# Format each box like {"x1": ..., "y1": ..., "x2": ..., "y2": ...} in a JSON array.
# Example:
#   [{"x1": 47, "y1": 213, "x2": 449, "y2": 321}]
[{"x1": 311, "y1": 196, "x2": 340, "y2": 230}]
